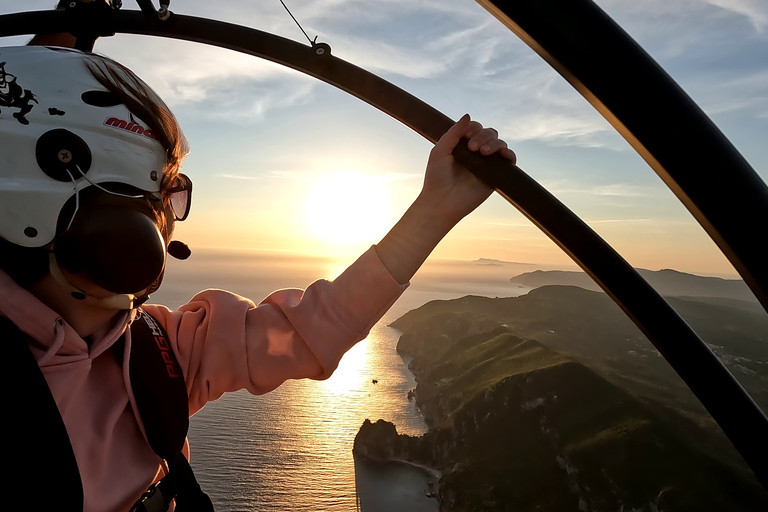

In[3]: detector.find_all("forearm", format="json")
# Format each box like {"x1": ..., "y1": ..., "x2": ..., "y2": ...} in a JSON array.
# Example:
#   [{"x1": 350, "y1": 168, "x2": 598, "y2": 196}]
[
  {"x1": 375, "y1": 193, "x2": 459, "y2": 285},
  {"x1": 374, "y1": 117, "x2": 514, "y2": 284}
]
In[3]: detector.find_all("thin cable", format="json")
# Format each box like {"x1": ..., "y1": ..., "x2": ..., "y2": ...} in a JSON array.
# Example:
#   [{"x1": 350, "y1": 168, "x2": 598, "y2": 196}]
[
  {"x1": 74, "y1": 164, "x2": 145, "y2": 200},
  {"x1": 65, "y1": 164, "x2": 155, "y2": 231},
  {"x1": 64, "y1": 168, "x2": 80, "y2": 232},
  {"x1": 279, "y1": 0, "x2": 316, "y2": 45}
]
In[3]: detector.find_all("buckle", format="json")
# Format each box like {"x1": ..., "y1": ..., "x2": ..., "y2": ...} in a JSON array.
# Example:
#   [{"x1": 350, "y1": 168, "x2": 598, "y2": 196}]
[{"x1": 129, "y1": 482, "x2": 170, "y2": 512}]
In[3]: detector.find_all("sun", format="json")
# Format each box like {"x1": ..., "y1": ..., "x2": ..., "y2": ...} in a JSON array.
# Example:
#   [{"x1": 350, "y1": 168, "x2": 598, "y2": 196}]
[{"x1": 305, "y1": 172, "x2": 394, "y2": 247}]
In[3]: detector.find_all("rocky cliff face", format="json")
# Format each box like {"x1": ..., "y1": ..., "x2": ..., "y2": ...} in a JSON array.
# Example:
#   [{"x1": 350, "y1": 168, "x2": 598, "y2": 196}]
[{"x1": 355, "y1": 290, "x2": 768, "y2": 511}]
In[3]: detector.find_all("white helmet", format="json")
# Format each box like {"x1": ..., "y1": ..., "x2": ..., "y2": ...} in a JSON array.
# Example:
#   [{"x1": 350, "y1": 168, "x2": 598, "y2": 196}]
[
  {"x1": 0, "y1": 45, "x2": 166, "y2": 247},
  {"x1": 0, "y1": 45, "x2": 185, "y2": 300}
]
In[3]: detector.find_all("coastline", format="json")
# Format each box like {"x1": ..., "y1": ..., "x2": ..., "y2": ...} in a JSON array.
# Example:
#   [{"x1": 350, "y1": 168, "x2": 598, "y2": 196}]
[
  {"x1": 389, "y1": 457, "x2": 442, "y2": 480},
  {"x1": 353, "y1": 453, "x2": 441, "y2": 512},
  {"x1": 355, "y1": 451, "x2": 442, "y2": 480}
]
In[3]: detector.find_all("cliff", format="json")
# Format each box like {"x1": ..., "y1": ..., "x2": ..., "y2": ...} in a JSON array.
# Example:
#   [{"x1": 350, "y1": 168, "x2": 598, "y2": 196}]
[
  {"x1": 392, "y1": 286, "x2": 768, "y2": 419},
  {"x1": 355, "y1": 286, "x2": 768, "y2": 511}
]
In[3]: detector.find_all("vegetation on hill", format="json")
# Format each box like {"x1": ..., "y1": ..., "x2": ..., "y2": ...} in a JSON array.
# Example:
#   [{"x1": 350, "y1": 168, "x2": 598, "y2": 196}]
[
  {"x1": 355, "y1": 286, "x2": 768, "y2": 511},
  {"x1": 392, "y1": 286, "x2": 768, "y2": 426}
]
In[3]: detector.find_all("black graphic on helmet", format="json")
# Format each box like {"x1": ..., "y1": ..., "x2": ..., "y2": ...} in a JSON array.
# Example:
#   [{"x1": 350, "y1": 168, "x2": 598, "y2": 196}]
[{"x1": 0, "y1": 61, "x2": 39, "y2": 125}]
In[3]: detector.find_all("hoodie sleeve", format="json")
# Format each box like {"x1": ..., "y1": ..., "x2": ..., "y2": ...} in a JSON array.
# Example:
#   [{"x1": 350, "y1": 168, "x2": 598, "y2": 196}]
[{"x1": 142, "y1": 247, "x2": 407, "y2": 415}]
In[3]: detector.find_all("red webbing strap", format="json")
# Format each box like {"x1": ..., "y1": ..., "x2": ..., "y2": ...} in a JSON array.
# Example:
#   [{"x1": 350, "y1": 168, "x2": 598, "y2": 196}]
[
  {"x1": 128, "y1": 309, "x2": 189, "y2": 457},
  {"x1": 127, "y1": 310, "x2": 214, "y2": 511}
]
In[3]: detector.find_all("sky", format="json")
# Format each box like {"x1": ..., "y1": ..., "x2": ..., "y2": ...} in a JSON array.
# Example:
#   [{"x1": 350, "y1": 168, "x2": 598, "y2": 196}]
[{"x1": 1, "y1": 0, "x2": 766, "y2": 277}]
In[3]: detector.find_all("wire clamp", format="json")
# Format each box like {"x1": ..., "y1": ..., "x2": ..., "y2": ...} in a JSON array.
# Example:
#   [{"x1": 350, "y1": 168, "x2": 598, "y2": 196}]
[
  {"x1": 312, "y1": 41, "x2": 331, "y2": 57},
  {"x1": 136, "y1": 0, "x2": 172, "y2": 21}
]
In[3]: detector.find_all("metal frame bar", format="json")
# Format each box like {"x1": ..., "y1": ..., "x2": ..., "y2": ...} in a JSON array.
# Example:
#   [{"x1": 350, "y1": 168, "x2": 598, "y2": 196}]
[
  {"x1": 479, "y1": 0, "x2": 768, "y2": 313},
  {"x1": 1, "y1": 7, "x2": 766, "y2": 488}
]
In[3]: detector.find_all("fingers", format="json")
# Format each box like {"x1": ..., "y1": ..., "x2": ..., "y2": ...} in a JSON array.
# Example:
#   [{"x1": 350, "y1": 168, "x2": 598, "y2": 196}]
[
  {"x1": 434, "y1": 113, "x2": 472, "y2": 156},
  {"x1": 466, "y1": 121, "x2": 517, "y2": 164},
  {"x1": 476, "y1": 139, "x2": 517, "y2": 164},
  {"x1": 435, "y1": 114, "x2": 517, "y2": 164}
]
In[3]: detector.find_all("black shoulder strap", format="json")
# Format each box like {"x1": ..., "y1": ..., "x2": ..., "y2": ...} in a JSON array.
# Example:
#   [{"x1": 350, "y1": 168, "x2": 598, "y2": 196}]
[
  {"x1": 127, "y1": 309, "x2": 214, "y2": 512},
  {"x1": 127, "y1": 309, "x2": 189, "y2": 458},
  {"x1": 0, "y1": 316, "x2": 84, "y2": 510},
  {"x1": 1, "y1": 311, "x2": 213, "y2": 512}
]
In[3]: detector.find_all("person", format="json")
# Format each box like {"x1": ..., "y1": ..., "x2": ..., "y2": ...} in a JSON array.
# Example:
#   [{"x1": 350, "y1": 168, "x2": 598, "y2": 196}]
[{"x1": 0, "y1": 24, "x2": 516, "y2": 512}]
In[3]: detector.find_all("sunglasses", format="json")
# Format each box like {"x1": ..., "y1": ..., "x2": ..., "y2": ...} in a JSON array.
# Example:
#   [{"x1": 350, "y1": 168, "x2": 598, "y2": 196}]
[
  {"x1": 68, "y1": 165, "x2": 194, "y2": 226},
  {"x1": 164, "y1": 173, "x2": 193, "y2": 222}
]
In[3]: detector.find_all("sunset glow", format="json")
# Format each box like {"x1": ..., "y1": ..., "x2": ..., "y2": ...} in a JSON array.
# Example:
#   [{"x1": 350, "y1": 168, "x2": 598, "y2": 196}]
[
  {"x1": 304, "y1": 172, "x2": 395, "y2": 246},
  {"x1": 3, "y1": 0, "x2": 764, "y2": 277}
]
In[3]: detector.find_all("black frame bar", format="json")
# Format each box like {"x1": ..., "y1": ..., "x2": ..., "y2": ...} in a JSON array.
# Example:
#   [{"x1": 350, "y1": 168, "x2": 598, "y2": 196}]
[
  {"x1": 479, "y1": 0, "x2": 768, "y2": 313},
  {"x1": 1, "y1": 7, "x2": 766, "y2": 488}
]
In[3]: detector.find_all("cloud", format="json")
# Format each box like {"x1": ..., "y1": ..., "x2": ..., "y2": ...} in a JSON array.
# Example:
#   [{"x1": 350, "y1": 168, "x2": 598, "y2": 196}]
[
  {"x1": 84, "y1": 1, "x2": 511, "y2": 119},
  {"x1": 596, "y1": 0, "x2": 768, "y2": 30},
  {"x1": 322, "y1": 36, "x2": 451, "y2": 79},
  {"x1": 590, "y1": 184, "x2": 651, "y2": 197},
  {"x1": 266, "y1": 169, "x2": 420, "y2": 184},
  {"x1": 215, "y1": 173, "x2": 261, "y2": 180},
  {"x1": 483, "y1": 74, "x2": 623, "y2": 148},
  {"x1": 701, "y1": 0, "x2": 768, "y2": 31},
  {"x1": 692, "y1": 69, "x2": 768, "y2": 117},
  {"x1": 500, "y1": 111, "x2": 616, "y2": 147},
  {"x1": 465, "y1": 0, "x2": 768, "y2": 146},
  {"x1": 92, "y1": 35, "x2": 320, "y2": 122},
  {"x1": 542, "y1": 181, "x2": 655, "y2": 198},
  {"x1": 191, "y1": 78, "x2": 315, "y2": 123},
  {"x1": 11, "y1": 0, "x2": 761, "y2": 150},
  {"x1": 487, "y1": 221, "x2": 539, "y2": 228},
  {"x1": 304, "y1": 3, "x2": 503, "y2": 80},
  {"x1": 586, "y1": 218, "x2": 653, "y2": 223}
]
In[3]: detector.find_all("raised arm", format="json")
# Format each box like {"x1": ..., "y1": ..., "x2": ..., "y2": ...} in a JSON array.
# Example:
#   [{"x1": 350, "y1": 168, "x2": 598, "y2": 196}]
[{"x1": 375, "y1": 115, "x2": 516, "y2": 284}]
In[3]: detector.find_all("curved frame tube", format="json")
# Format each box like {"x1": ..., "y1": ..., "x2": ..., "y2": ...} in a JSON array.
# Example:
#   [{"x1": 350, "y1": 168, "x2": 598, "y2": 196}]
[
  {"x1": 479, "y1": 0, "x2": 768, "y2": 313},
  {"x1": 1, "y1": 8, "x2": 766, "y2": 488}
]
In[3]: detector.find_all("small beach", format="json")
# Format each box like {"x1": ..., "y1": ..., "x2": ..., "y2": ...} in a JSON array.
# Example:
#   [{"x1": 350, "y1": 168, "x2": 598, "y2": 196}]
[{"x1": 354, "y1": 455, "x2": 440, "y2": 512}]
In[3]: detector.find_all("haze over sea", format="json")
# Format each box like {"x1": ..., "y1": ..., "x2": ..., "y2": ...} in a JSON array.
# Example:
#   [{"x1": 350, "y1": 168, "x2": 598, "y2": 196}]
[{"x1": 150, "y1": 248, "x2": 553, "y2": 511}]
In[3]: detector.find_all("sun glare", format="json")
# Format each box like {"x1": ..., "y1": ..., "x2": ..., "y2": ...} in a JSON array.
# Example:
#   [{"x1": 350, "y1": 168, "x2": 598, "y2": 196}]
[{"x1": 305, "y1": 172, "x2": 394, "y2": 246}]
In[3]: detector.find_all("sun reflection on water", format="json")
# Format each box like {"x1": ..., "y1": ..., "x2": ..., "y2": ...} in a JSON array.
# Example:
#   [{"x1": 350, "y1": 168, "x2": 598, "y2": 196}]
[
  {"x1": 176, "y1": 252, "x2": 528, "y2": 511},
  {"x1": 189, "y1": 321, "x2": 431, "y2": 511},
  {"x1": 319, "y1": 339, "x2": 372, "y2": 397}
]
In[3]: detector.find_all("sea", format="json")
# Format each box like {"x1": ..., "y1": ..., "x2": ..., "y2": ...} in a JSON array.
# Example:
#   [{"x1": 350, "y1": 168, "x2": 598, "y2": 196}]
[{"x1": 149, "y1": 248, "x2": 544, "y2": 512}]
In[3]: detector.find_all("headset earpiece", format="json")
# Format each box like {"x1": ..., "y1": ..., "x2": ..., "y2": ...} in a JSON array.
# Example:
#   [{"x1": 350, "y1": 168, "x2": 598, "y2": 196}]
[{"x1": 54, "y1": 203, "x2": 166, "y2": 294}]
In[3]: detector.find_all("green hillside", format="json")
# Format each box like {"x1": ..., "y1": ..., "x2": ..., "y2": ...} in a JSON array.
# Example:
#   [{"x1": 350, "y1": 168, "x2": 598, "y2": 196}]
[
  {"x1": 356, "y1": 286, "x2": 768, "y2": 511},
  {"x1": 356, "y1": 332, "x2": 767, "y2": 510},
  {"x1": 392, "y1": 286, "x2": 768, "y2": 426}
]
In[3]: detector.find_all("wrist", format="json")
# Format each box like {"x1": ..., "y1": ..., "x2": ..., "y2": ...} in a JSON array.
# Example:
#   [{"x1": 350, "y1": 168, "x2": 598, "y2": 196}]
[
  {"x1": 374, "y1": 195, "x2": 459, "y2": 284},
  {"x1": 410, "y1": 190, "x2": 468, "y2": 234}
]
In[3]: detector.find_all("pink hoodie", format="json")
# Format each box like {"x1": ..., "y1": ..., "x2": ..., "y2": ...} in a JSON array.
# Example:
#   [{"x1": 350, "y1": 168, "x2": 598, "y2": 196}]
[{"x1": 0, "y1": 247, "x2": 407, "y2": 512}]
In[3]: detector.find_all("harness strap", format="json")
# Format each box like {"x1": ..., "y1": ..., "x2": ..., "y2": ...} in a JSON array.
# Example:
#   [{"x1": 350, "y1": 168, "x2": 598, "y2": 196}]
[
  {"x1": 2, "y1": 310, "x2": 214, "y2": 511},
  {"x1": 0, "y1": 316, "x2": 84, "y2": 510},
  {"x1": 126, "y1": 310, "x2": 189, "y2": 457},
  {"x1": 126, "y1": 310, "x2": 215, "y2": 512}
]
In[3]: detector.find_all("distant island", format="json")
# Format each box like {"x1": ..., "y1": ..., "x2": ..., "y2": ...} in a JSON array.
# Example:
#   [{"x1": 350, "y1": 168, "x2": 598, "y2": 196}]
[
  {"x1": 354, "y1": 284, "x2": 768, "y2": 511},
  {"x1": 509, "y1": 268, "x2": 757, "y2": 303},
  {"x1": 471, "y1": 258, "x2": 535, "y2": 267}
]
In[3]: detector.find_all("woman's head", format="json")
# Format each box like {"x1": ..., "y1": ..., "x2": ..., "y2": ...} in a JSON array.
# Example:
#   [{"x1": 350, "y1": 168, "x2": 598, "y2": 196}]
[
  {"x1": 85, "y1": 53, "x2": 190, "y2": 243},
  {"x1": 0, "y1": 46, "x2": 189, "y2": 299}
]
